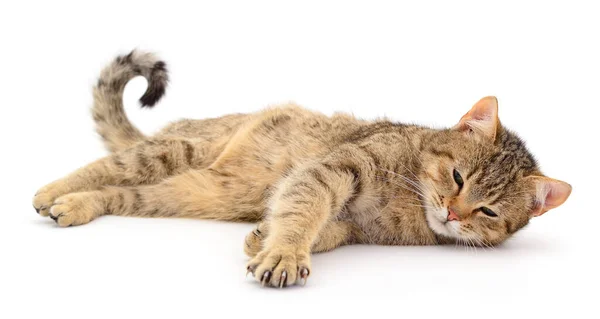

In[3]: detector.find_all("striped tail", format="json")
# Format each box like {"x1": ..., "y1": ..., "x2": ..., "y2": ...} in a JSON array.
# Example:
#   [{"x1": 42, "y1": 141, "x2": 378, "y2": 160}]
[{"x1": 92, "y1": 50, "x2": 168, "y2": 152}]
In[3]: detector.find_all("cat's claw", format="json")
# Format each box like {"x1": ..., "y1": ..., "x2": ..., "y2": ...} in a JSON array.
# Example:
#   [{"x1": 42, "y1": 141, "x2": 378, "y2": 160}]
[
  {"x1": 246, "y1": 265, "x2": 256, "y2": 277},
  {"x1": 49, "y1": 213, "x2": 60, "y2": 222},
  {"x1": 279, "y1": 271, "x2": 287, "y2": 288},
  {"x1": 299, "y1": 268, "x2": 309, "y2": 286},
  {"x1": 299, "y1": 267, "x2": 309, "y2": 278},
  {"x1": 261, "y1": 271, "x2": 272, "y2": 286}
]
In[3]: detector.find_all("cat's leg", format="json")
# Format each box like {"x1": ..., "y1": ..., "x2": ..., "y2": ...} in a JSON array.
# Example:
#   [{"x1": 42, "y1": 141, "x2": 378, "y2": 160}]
[
  {"x1": 244, "y1": 220, "x2": 363, "y2": 257},
  {"x1": 47, "y1": 168, "x2": 266, "y2": 226},
  {"x1": 311, "y1": 220, "x2": 365, "y2": 253},
  {"x1": 246, "y1": 150, "x2": 366, "y2": 287},
  {"x1": 33, "y1": 138, "x2": 210, "y2": 217}
]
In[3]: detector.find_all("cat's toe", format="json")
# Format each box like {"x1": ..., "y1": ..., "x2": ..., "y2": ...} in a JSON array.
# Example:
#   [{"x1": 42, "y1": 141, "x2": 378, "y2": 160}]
[
  {"x1": 49, "y1": 193, "x2": 101, "y2": 227},
  {"x1": 33, "y1": 191, "x2": 56, "y2": 217},
  {"x1": 33, "y1": 181, "x2": 72, "y2": 217}
]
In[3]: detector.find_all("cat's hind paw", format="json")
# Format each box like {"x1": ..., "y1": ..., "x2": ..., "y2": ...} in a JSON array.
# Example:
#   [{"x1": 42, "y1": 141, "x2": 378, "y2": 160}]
[
  {"x1": 48, "y1": 192, "x2": 103, "y2": 227},
  {"x1": 33, "y1": 180, "x2": 71, "y2": 217}
]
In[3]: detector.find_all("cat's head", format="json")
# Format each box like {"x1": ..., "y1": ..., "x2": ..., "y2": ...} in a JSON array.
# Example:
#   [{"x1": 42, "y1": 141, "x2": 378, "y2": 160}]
[{"x1": 420, "y1": 96, "x2": 571, "y2": 246}]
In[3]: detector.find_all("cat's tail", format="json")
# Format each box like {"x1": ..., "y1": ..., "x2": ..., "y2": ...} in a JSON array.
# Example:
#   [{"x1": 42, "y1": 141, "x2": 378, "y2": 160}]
[{"x1": 92, "y1": 50, "x2": 168, "y2": 153}]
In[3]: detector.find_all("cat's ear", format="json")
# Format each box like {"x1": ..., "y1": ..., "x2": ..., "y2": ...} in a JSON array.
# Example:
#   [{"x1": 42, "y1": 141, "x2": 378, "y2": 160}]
[
  {"x1": 454, "y1": 96, "x2": 499, "y2": 141},
  {"x1": 526, "y1": 176, "x2": 572, "y2": 217}
]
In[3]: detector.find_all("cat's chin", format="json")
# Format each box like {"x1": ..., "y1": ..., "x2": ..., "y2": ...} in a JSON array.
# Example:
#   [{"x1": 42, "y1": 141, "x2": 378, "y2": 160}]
[{"x1": 424, "y1": 207, "x2": 461, "y2": 239}]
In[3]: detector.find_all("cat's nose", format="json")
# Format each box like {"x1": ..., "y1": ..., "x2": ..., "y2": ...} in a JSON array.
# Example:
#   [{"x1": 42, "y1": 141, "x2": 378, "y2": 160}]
[{"x1": 447, "y1": 207, "x2": 461, "y2": 221}]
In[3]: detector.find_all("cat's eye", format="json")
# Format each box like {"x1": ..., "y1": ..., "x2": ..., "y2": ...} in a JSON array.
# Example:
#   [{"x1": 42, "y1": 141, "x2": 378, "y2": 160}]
[
  {"x1": 453, "y1": 169, "x2": 464, "y2": 189},
  {"x1": 480, "y1": 207, "x2": 498, "y2": 217}
]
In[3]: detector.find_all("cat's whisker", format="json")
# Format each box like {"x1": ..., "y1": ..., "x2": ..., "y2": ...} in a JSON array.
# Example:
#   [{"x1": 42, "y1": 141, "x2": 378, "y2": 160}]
[
  {"x1": 475, "y1": 237, "x2": 490, "y2": 251},
  {"x1": 480, "y1": 238, "x2": 495, "y2": 251},
  {"x1": 391, "y1": 161, "x2": 421, "y2": 183},
  {"x1": 470, "y1": 237, "x2": 478, "y2": 255},
  {"x1": 374, "y1": 167, "x2": 427, "y2": 194},
  {"x1": 385, "y1": 181, "x2": 427, "y2": 199},
  {"x1": 401, "y1": 203, "x2": 435, "y2": 209},
  {"x1": 420, "y1": 180, "x2": 443, "y2": 207},
  {"x1": 380, "y1": 171, "x2": 424, "y2": 192},
  {"x1": 373, "y1": 175, "x2": 425, "y2": 195},
  {"x1": 356, "y1": 192, "x2": 423, "y2": 205},
  {"x1": 468, "y1": 237, "x2": 476, "y2": 254}
]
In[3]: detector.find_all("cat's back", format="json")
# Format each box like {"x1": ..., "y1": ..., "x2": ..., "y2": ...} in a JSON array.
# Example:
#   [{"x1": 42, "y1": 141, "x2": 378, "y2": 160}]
[
  {"x1": 157, "y1": 112, "x2": 250, "y2": 139},
  {"x1": 212, "y1": 104, "x2": 367, "y2": 164},
  {"x1": 158, "y1": 103, "x2": 365, "y2": 149}
]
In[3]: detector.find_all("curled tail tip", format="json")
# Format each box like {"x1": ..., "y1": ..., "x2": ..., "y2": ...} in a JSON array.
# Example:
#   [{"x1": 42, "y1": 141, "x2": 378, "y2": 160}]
[
  {"x1": 139, "y1": 60, "x2": 168, "y2": 108},
  {"x1": 96, "y1": 49, "x2": 169, "y2": 108},
  {"x1": 126, "y1": 50, "x2": 169, "y2": 108},
  {"x1": 93, "y1": 50, "x2": 168, "y2": 152}
]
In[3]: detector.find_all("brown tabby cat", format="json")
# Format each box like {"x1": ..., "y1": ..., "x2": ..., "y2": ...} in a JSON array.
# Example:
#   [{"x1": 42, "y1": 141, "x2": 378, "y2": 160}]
[{"x1": 33, "y1": 51, "x2": 572, "y2": 288}]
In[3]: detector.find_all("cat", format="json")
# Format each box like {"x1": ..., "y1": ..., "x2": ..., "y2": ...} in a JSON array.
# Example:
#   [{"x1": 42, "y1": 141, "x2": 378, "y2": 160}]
[{"x1": 32, "y1": 50, "x2": 572, "y2": 288}]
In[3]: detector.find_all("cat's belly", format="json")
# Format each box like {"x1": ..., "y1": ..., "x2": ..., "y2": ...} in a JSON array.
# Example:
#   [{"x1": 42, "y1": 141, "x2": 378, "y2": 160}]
[{"x1": 343, "y1": 204, "x2": 438, "y2": 246}]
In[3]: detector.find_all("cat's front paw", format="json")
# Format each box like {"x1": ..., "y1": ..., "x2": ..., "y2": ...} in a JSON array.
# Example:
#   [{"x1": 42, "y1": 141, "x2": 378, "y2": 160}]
[
  {"x1": 48, "y1": 192, "x2": 103, "y2": 227},
  {"x1": 246, "y1": 246, "x2": 311, "y2": 288}
]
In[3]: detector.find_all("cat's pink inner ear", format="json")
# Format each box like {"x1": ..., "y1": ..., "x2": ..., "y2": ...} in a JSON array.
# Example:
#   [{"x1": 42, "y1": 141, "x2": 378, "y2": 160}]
[
  {"x1": 529, "y1": 176, "x2": 572, "y2": 217},
  {"x1": 454, "y1": 96, "x2": 499, "y2": 140}
]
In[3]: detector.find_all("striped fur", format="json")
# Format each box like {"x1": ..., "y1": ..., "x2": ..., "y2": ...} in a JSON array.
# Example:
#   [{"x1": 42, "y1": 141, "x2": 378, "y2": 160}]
[
  {"x1": 93, "y1": 50, "x2": 168, "y2": 152},
  {"x1": 33, "y1": 51, "x2": 571, "y2": 288}
]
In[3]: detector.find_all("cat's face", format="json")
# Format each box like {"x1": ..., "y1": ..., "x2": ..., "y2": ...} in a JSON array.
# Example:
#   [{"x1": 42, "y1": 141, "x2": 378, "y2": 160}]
[{"x1": 420, "y1": 97, "x2": 571, "y2": 246}]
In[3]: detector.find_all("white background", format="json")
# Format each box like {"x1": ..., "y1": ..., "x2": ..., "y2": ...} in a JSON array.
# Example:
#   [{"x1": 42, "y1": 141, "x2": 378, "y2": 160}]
[{"x1": 1, "y1": 1, "x2": 598, "y2": 318}]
